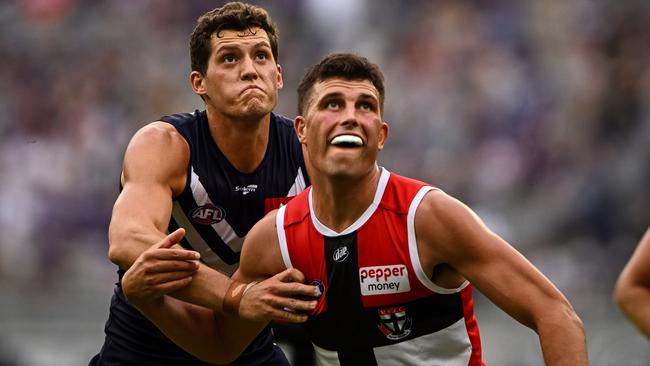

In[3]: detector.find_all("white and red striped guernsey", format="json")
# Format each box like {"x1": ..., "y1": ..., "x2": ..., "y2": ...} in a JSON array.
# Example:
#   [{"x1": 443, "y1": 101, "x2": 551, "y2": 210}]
[{"x1": 276, "y1": 168, "x2": 484, "y2": 366}]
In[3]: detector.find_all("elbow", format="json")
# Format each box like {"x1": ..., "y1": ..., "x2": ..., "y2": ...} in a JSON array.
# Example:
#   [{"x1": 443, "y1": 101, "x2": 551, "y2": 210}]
[
  {"x1": 565, "y1": 305, "x2": 584, "y2": 332},
  {"x1": 534, "y1": 299, "x2": 584, "y2": 334},
  {"x1": 107, "y1": 227, "x2": 132, "y2": 269},
  {"x1": 613, "y1": 278, "x2": 635, "y2": 314}
]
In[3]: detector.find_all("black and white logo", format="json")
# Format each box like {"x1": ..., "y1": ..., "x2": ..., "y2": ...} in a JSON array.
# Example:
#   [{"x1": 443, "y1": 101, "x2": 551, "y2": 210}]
[
  {"x1": 234, "y1": 184, "x2": 258, "y2": 195},
  {"x1": 378, "y1": 306, "x2": 412, "y2": 340},
  {"x1": 333, "y1": 246, "x2": 349, "y2": 262},
  {"x1": 190, "y1": 204, "x2": 226, "y2": 225}
]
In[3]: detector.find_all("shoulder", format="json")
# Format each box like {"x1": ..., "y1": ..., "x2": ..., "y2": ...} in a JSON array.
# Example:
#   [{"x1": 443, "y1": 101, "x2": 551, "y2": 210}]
[
  {"x1": 414, "y1": 189, "x2": 489, "y2": 260},
  {"x1": 126, "y1": 121, "x2": 189, "y2": 165},
  {"x1": 122, "y1": 121, "x2": 189, "y2": 191},
  {"x1": 134, "y1": 120, "x2": 184, "y2": 140},
  {"x1": 240, "y1": 210, "x2": 285, "y2": 278}
]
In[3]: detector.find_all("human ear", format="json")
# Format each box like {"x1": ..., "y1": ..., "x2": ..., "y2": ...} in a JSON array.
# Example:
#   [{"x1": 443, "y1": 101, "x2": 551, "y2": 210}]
[
  {"x1": 190, "y1": 71, "x2": 207, "y2": 96},
  {"x1": 377, "y1": 122, "x2": 389, "y2": 150},
  {"x1": 294, "y1": 116, "x2": 307, "y2": 144}
]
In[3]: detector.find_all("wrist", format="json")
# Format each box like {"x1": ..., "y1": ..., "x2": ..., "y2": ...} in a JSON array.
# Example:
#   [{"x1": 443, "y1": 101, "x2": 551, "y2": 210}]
[{"x1": 222, "y1": 280, "x2": 258, "y2": 315}]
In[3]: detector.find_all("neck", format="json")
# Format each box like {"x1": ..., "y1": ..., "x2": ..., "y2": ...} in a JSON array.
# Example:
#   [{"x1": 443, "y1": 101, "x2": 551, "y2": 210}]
[
  {"x1": 206, "y1": 108, "x2": 270, "y2": 173},
  {"x1": 311, "y1": 165, "x2": 382, "y2": 233}
]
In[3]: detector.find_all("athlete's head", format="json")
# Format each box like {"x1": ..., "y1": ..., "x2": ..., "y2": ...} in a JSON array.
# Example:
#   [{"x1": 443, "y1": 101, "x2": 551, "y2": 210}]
[
  {"x1": 189, "y1": 2, "x2": 283, "y2": 121},
  {"x1": 297, "y1": 53, "x2": 385, "y2": 117},
  {"x1": 190, "y1": 2, "x2": 279, "y2": 75},
  {"x1": 295, "y1": 53, "x2": 389, "y2": 180}
]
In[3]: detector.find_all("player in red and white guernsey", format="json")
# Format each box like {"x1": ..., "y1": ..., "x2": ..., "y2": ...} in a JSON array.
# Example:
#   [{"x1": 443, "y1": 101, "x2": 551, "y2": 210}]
[{"x1": 122, "y1": 53, "x2": 588, "y2": 365}]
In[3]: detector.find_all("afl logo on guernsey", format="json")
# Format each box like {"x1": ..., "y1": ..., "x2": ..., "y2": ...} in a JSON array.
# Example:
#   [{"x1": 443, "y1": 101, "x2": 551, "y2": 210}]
[{"x1": 190, "y1": 204, "x2": 226, "y2": 225}]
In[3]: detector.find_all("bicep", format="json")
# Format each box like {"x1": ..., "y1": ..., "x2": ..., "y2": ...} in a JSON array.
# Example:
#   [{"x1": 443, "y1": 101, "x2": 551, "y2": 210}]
[
  {"x1": 234, "y1": 210, "x2": 285, "y2": 283},
  {"x1": 108, "y1": 123, "x2": 189, "y2": 266},
  {"x1": 418, "y1": 192, "x2": 569, "y2": 329}
]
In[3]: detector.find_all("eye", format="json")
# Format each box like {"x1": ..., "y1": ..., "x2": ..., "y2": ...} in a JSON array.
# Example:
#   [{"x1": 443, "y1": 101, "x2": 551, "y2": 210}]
[
  {"x1": 255, "y1": 52, "x2": 268, "y2": 61},
  {"x1": 223, "y1": 54, "x2": 237, "y2": 63},
  {"x1": 327, "y1": 101, "x2": 340, "y2": 110},
  {"x1": 359, "y1": 102, "x2": 372, "y2": 111}
]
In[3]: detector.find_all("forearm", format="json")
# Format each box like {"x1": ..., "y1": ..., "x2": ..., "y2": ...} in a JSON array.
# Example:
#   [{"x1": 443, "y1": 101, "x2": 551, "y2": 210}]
[
  {"x1": 536, "y1": 307, "x2": 588, "y2": 366},
  {"x1": 616, "y1": 285, "x2": 650, "y2": 339},
  {"x1": 135, "y1": 296, "x2": 235, "y2": 364},
  {"x1": 169, "y1": 263, "x2": 231, "y2": 312}
]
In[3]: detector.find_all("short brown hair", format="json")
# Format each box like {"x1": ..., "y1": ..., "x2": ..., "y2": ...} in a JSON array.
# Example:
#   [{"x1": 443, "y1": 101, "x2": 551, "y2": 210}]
[
  {"x1": 297, "y1": 53, "x2": 385, "y2": 116},
  {"x1": 190, "y1": 2, "x2": 279, "y2": 75}
]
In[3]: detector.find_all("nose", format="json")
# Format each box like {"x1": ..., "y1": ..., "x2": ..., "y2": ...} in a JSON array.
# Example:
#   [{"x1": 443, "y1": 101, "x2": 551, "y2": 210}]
[
  {"x1": 240, "y1": 55, "x2": 259, "y2": 81},
  {"x1": 340, "y1": 105, "x2": 359, "y2": 127}
]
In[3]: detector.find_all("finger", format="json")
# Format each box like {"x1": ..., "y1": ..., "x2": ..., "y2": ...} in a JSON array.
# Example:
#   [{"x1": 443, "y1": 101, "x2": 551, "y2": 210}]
[
  {"x1": 155, "y1": 228, "x2": 186, "y2": 249},
  {"x1": 149, "y1": 270, "x2": 197, "y2": 284},
  {"x1": 148, "y1": 248, "x2": 200, "y2": 261},
  {"x1": 270, "y1": 296, "x2": 318, "y2": 313},
  {"x1": 268, "y1": 308, "x2": 309, "y2": 323},
  {"x1": 152, "y1": 276, "x2": 193, "y2": 294},
  {"x1": 146, "y1": 259, "x2": 200, "y2": 274},
  {"x1": 273, "y1": 268, "x2": 306, "y2": 284},
  {"x1": 273, "y1": 281, "x2": 321, "y2": 298}
]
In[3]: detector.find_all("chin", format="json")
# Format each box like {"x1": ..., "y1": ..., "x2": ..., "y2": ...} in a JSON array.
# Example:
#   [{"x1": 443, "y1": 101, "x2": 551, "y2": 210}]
[{"x1": 239, "y1": 102, "x2": 273, "y2": 120}]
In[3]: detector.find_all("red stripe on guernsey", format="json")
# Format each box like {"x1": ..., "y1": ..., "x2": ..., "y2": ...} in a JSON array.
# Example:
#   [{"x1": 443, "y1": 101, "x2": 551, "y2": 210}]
[
  {"x1": 282, "y1": 190, "x2": 329, "y2": 316},
  {"x1": 358, "y1": 174, "x2": 431, "y2": 308},
  {"x1": 460, "y1": 284, "x2": 485, "y2": 366},
  {"x1": 264, "y1": 197, "x2": 294, "y2": 214}
]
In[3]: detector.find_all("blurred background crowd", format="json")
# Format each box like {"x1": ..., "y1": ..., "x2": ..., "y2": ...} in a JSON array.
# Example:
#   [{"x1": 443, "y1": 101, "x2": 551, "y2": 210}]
[{"x1": 0, "y1": 0, "x2": 648, "y2": 365}]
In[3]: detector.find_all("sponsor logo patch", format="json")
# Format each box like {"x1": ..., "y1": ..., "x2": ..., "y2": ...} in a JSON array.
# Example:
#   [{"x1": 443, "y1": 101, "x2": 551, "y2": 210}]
[
  {"x1": 359, "y1": 264, "x2": 410, "y2": 296},
  {"x1": 189, "y1": 204, "x2": 226, "y2": 225},
  {"x1": 377, "y1": 306, "x2": 412, "y2": 340},
  {"x1": 234, "y1": 184, "x2": 258, "y2": 195},
  {"x1": 333, "y1": 246, "x2": 349, "y2": 262}
]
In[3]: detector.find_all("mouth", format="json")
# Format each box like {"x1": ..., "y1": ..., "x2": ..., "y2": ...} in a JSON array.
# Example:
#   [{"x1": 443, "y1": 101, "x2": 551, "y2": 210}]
[
  {"x1": 241, "y1": 85, "x2": 264, "y2": 94},
  {"x1": 329, "y1": 134, "x2": 364, "y2": 148}
]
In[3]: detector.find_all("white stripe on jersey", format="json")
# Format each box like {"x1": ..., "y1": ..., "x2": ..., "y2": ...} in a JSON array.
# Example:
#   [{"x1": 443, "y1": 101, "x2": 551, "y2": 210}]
[
  {"x1": 172, "y1": 201, "x2": 238, "y2": 276},
  {"x1": 190, "y1": 168, "x2": 245, "y2": 252},
  {"x1": 407, "y1": 186, "x2": 469, "y2": 294},
  {"x1": 275, "y1": 204, "x2": 293, "y2": 269},
  {"x1": 313, "y1": 343, "x2": 341, "y2": 366},
  {"x1": 372, "y1": 318, "x2": 472, "y2": 366},
  {"x1": 287, "y1": 167, "x2": 307, "y2": 196}
]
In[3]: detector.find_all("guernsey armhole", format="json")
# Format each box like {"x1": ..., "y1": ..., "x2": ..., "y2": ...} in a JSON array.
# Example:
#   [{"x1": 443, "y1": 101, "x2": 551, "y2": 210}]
[
  {"x1": 407, "y1": 186, "x2": 469, "y2": 294},
  {"x1": 275, "y1": 205, "x2": 292, "y2": 269}
]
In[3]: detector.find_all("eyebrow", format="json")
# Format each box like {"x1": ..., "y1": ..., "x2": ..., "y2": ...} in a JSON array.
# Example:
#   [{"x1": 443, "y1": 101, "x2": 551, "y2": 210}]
[
  {"x1": 319, "y1": 91, "x2": 378, "y2": 102},
  {"x1": 215, "y1": 41, "x2": 271, "y2": 53}
]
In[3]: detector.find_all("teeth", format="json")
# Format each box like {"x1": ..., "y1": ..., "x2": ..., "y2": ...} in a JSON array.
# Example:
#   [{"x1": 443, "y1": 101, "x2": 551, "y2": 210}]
[{"x1": 330, "y1": 135, "x2": 363, "y2": 146}]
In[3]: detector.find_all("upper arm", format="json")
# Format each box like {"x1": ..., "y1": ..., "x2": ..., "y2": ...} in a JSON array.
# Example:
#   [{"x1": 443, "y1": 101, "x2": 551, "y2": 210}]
[
  {"x1": 233, "y1": 210, "x2": 286, "y2": 283},
  {"x1": 415, "y1": 190, "x2": 572, "y2": 329},
  {"x1": 108, "y1": 122, "x2": 189, "y2": 268}
]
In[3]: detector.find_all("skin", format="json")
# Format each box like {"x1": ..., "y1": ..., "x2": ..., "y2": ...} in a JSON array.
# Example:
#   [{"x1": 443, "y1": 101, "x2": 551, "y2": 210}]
[
  {"x1": 109, "y1": 27, "x2": 316, "y2": 333},
  {"x1": 124, "y1": 77, "x2": 588, "y2": 365},
  {"x1": 614, "y1": 227, "x2": 650, "y2": 339}
]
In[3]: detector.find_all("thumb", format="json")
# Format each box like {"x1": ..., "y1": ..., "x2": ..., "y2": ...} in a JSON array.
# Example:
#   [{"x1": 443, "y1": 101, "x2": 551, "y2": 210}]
[
  {"x1": 275, "y1": 267, "x2": 306, "y2": 284},
  {"x1": 155, "y1": 228, "x2": 186, "y2": 249}
]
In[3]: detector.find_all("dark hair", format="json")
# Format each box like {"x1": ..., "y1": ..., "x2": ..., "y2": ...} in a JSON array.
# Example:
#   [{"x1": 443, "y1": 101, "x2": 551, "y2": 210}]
[
  {"x1": 190, "y1": 2, "x2": 279, "y2": 75},
  {"x1": 297, "y1": 53, "x2": 385, "y2": 116}
]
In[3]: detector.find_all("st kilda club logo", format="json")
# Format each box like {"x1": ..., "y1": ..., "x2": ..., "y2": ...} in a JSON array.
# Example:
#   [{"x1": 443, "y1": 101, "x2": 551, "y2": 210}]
[
  {"x1": 190, "y1": 204, "x2": 226, "y2": 225},
  {"x1": 377, "y1": 306, "x2": 412, "y2": 340}
]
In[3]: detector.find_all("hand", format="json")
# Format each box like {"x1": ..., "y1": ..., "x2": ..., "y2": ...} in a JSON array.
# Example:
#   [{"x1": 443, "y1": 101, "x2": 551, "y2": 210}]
[
  {"x1": 238, "y1": 268, "x2": 320, "y2": 323},
  {"x1": 122, "y1": 228, "x2": 201, "y2": 305}
]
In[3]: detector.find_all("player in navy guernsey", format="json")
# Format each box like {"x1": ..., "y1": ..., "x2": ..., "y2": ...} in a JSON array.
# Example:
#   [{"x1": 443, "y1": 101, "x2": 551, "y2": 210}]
[
  {"x1": 121, "y1": 54, "x2": 588, "y2": 365},
  {"x1": 90, "y1": 3, "x2": 318, "y2": 366}
]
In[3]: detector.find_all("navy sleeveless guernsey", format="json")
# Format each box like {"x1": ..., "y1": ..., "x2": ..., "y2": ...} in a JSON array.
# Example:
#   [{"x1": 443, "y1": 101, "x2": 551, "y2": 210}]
[{"x1": 90, "y1": 110, "x2": 310, "y2": 366}]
